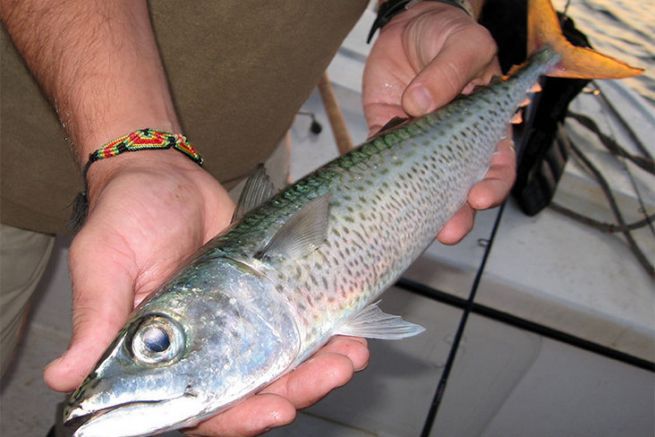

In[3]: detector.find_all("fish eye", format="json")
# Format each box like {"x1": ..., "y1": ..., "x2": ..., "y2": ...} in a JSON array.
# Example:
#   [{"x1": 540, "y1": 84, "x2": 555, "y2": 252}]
[
  {"x1": 142, "y1": 326, "x2": 170, "y2": 352},
  {"x1": 131, "y1": 315, "x2": 185, "y2": 365}
]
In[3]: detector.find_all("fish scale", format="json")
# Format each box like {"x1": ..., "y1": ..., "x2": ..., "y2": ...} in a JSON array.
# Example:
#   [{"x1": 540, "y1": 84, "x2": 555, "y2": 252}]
[{"x1": 205, "y1": 49, "x2": 561, "y2": 358}]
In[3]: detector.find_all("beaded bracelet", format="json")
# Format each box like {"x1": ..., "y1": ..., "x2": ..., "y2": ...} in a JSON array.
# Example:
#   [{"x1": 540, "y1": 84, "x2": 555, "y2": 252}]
[{"x1": 70, "y1": 128, "x2": 204, "y2": 230}]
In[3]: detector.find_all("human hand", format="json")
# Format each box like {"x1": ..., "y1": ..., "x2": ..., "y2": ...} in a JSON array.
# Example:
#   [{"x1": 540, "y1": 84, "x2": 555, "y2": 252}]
[
  {"x1": 185, "y1": 336, "x2": 369, "y2": 436},
  {"x1": 43, "y1": 150, "x2": 235, "y2": 391},
  {"x1": 363, "y1": 1, "x2": 516, "y2": 244},
  {"x1": 43, "y1": 150, "x2": 369, "y2": 436}
]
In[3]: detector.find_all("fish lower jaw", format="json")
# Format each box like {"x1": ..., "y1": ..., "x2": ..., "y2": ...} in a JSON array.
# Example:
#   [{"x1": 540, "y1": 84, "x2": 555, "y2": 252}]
[{"x1": 67, "y1": 395, "x2": 204, "y2": 437}]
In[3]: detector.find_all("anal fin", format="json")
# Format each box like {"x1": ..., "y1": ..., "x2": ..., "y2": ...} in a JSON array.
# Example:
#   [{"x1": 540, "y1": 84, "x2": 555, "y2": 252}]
[{"x1": 335, "y1": 302, "x2": 425, "y2": 340}]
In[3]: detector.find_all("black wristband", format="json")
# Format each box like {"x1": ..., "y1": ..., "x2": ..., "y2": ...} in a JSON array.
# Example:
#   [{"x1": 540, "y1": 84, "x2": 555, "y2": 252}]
[{"x1": 367, "y1": 0, "x2": 473, "y2": 43}]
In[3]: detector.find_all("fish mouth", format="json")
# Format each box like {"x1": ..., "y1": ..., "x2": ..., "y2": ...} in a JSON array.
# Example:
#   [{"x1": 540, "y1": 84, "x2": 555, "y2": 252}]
[
  {"x1": 63, "y1": 400, "x2": 150, "y2": 433},
  {"x1": 65, "y1": 395, "x2": 203, "y2": 437}
]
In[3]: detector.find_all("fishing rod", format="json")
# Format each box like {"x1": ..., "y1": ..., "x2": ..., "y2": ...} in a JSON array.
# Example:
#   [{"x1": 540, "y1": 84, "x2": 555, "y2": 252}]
[{"x1": 417, "y1": 201, "x2": 507, "y2": 437}]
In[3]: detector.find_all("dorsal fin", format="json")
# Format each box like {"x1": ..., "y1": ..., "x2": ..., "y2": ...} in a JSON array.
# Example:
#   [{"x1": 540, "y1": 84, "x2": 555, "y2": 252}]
[
  {"x1": 231, "y1": 164, "x2": 276, "y2": 223},
  {"x1": 377, "y1": 116, "x2": 410, "y2": 134},
  {"x1": 255, "y1": 194, "x2": 331, "y2": 261}
]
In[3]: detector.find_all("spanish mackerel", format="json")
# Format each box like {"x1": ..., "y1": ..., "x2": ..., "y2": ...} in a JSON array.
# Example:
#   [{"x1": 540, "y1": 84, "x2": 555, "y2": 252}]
[{"x1": 63, "y1": 0, "x2": 641, "y2": 435}]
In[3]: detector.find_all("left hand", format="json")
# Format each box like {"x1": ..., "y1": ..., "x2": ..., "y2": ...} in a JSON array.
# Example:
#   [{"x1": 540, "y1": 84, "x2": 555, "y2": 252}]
[{"x1": 363, "y1": 1, "x2": 516, "y2": 244}]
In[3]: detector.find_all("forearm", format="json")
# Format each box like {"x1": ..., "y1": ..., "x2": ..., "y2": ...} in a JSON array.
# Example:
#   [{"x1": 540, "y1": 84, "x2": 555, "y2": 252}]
[{"x1": 1, "y1": 0, "x2": 179, "y2": 164}]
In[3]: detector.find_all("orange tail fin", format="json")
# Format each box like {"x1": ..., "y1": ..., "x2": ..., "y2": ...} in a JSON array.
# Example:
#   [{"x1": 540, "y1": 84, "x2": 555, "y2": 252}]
[{"x1": 528, "y1": 0, "x2": 643, "y2": 79}]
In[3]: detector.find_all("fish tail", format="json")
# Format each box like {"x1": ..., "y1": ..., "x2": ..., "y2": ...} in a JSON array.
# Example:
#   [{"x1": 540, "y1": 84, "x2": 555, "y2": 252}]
[{"x1": 527, "y1": 0, "x2": 643, "y2": 79}]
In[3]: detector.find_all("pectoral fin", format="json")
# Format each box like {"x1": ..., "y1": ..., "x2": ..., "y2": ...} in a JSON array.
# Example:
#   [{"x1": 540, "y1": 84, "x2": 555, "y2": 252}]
[
  {"x1": 335, "y1": 302, "x2": 425, "y2": 340},
  {"x1": 256, "y1": 194, "x2": 331, "y2": 260}
]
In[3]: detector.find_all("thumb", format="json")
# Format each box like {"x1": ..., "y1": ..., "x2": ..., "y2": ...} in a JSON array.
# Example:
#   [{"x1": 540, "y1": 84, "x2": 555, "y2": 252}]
[
  {"x1": 44, "y1": 229, "x2": 136, "y2": 392},
  {"x1": 402, "y1": 25, "x2": 497, "y2": 116}
]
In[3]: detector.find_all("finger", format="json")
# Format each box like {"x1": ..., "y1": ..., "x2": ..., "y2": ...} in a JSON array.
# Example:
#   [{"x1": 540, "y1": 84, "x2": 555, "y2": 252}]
[
  {"x1": 402, "y1": 25, "x2": 497, "y2": 116},
  {"x1": 468, "y1": 138, "x2": 517, "y2": 210},
  {"x1": 186, "y1": 393, "x2": 296, "y2": 437},
  {"x1": 43, "y1": 228, "x2": 136, "y2": 392},
  {"x1": 437, "y1": 203, "x2": 475, "y2": 245},
  {"x1": 262, "y1": 351, "x2": 357, "y2": 409},
  {"x1": 190, "y1": 337, "x2": 369, "y2": 435},
  {"x1": 320, "y1": 336, "x2": 369, "y2": 371}
]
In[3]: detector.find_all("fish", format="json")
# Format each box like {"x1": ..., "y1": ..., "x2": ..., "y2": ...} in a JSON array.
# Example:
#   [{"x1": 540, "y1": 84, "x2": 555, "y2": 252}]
[{"x1": 62, "y1": 0, "x2": 642, "y2": 435}]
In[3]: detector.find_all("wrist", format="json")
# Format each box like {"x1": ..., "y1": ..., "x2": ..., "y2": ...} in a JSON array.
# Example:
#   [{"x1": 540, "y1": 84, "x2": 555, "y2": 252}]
[
  {"x1": 369, "y1": 0, "x2": 478, "y2": 42},
  {"x1": 85, "y1": 147, "x2": 203, "y2": 201},
  {"x1": 80, "y1": 145, "x2": 234, "y2": 239},
  {"x1": 71, "y1": 126, "x2": 205, "y2": 231}
]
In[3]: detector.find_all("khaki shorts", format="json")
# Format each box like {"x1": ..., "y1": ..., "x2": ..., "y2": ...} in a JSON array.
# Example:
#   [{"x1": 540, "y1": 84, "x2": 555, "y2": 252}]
[{"x1": 0, "y1": 224, "x2": 54, "y2": 377}]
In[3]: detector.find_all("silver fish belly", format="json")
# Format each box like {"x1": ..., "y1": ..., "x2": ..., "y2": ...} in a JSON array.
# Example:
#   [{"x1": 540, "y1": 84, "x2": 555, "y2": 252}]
[{"x1": 64, "y1": 50, "x2": 559, "y2": 437}]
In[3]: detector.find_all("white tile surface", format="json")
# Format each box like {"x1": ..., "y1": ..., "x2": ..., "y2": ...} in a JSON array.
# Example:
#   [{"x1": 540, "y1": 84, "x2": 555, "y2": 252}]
[{"x1": 430, "y1": 312, "x2": 654, "y2": 437}]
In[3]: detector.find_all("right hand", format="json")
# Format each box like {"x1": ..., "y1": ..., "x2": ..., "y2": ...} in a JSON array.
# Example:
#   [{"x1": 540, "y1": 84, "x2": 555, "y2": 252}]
[{"x1": 363, "y1": 1, "x2": 514, "y2": 245}]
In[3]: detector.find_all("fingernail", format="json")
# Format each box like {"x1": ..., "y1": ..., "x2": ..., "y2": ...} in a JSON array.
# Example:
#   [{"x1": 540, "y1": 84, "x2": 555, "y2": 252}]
[{"x1": 407, "y1": 86, "x2": 433, "y2": 114}]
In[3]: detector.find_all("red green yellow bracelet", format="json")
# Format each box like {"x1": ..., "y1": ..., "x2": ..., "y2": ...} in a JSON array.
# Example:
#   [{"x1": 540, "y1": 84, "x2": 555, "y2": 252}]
[
  {"x1": 87, "y1": 128, "x2": 203, "y2": 165},
  {"x1": 70, "y1": 128, "x2": 204, "y2": 231}
]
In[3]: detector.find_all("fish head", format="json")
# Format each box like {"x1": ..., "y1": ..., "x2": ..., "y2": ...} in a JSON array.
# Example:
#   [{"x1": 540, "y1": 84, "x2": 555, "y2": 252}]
[
  {"x1": 62, "y1": 310, "x2": 203, "y2": 436},
  {"x1": 64, "y1": 258, "x2": 301, "y2": 437}
]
